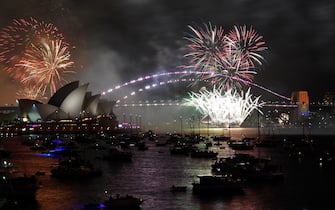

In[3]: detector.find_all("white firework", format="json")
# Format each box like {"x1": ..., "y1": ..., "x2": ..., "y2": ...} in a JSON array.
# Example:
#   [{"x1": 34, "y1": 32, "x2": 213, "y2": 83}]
[{"x1": 183, "y1": 87, "x2": 264, "y2": 126}]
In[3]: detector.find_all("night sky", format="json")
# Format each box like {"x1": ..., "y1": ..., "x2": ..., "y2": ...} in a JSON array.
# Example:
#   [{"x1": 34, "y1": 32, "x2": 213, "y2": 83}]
[{"x1": 1, "y1": 0, "x2": 334, "y2": 105}]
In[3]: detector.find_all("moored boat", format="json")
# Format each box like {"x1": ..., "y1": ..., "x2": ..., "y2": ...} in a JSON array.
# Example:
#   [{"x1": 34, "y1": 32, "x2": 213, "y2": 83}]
[
  {"x1": 170, "y1": 146, "x2": 190, "y2": 156},
  {"x1": 0, "y1": 174, "x2": 38, "y2": 199},
  {"x1": 228, "y1": 140, "x2": 254, "y2": 150},
  {"x1": 0, "y1": 147, "x2": 11, "y2": 158},
  {"x1": 211, "y1": 154, "x2": 283, "y2": 182},
  {"x1": 0, "y1": 160, "x2": 39, "y2": 199},
  {"x1": 170, "y1": 185, "x2": 187, "y2": 192},
  {"x1": 137, "y1": 141, "x2": 148, "y2": 150},
  {"x1": 103, "y1": 146, "x2": 132, "y2": 161},
  {"x1": 84, "y1": 194, "x2": 144, "y2": 210},
  {"x1": 190, "y1": 150, "x2": 218, "y2": 158},
  {"x1": 192, "y1": 174, "x2": 243, "y2": 194},
  {"x1": 50, "y1": 157, "x2": 102, "y2": 179}
]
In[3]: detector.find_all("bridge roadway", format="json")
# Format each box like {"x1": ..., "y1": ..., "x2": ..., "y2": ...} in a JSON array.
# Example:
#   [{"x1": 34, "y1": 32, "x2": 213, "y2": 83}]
[{"x1": 114, "y1": 100, "x2": 298, "y2": 108}]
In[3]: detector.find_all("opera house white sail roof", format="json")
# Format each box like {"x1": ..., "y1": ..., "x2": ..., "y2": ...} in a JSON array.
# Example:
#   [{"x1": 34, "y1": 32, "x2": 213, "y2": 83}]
[{"x1": 18, "y1": 81, "x2": 114, "y2": 122}]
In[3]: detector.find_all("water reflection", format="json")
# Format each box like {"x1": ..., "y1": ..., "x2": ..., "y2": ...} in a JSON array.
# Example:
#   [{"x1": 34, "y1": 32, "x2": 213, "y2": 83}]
[{"x1": 2, "y1": 134, "x2": 335, "y2": 210}]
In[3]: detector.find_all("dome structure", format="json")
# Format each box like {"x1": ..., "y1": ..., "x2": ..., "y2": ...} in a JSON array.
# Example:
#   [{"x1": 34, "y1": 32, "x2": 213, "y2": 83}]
[
  {"x1": 84, "y1": 94, "x2": 101, "y2": 116},
  {"x1": 59, "y1": 83, "x2": 88, "y2": 118},
  {"x1": 48, "y1": 81, "x2": 80, "y2": 107}
]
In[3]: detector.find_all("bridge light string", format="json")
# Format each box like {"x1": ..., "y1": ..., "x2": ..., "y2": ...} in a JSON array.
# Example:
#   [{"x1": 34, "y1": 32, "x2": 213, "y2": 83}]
[
  {"x1": 101, "y1": 70, "x2": 291, "y2": 103},
  {"x1": 113, "y1": 77, "x2": 296, "y2": 110},
  {"x1": 114, "y1": 78, "x2": 195, "y2": 106},
  {"x1": 101, "y1": 70, "x2": 203, "y2": 95}
]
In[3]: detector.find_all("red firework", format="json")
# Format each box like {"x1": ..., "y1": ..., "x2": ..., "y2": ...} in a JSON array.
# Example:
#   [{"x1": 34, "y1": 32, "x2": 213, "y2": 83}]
[
  {"x1": 184, "y1": 22, "x2": 226, "y2": 74},
  {"x1": 225, "y1": 25, "x2": 267, "y2": 67},
  {"x1": 0, "y1": 17, "x2": 74, "y2": 98}
]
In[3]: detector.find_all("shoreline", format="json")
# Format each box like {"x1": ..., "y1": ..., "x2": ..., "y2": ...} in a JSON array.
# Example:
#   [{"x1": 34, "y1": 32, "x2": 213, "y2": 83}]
[{"x1": 183, "y1": 126, "x2": 335, "y2": 140}]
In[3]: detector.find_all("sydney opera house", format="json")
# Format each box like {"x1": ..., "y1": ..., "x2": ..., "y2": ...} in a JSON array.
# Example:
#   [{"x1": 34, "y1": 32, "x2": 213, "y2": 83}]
[{"x1": 18, "y1": 81, "x2": 115, "y2": 123}]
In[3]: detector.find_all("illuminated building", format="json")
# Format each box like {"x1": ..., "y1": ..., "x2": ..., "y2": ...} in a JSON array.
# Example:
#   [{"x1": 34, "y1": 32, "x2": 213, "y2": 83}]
[
  {"x1": 290, "y1": 91, "x2": 309, "y2": 122},
  {"x1": 17, "y1": 81, "x2": 115, "y2": 122}
]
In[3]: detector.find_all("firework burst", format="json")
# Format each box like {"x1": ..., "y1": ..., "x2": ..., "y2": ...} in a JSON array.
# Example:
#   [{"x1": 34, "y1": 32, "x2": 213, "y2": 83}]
[
  {"x1": 0, "y1": 17, "x2": 66, "y2": 78},
  {"x1": 183, "y1": 86, "x2": 264, "y2": 126},
  {"x1": 225, "y1": 25, "x2": 267, "y2": 67},
  {"x1": 16, "y1": 85, "x2": 48, "y2": 102},
  {"x1": 0, "y1": 17, "x2": 75, "y2": 98},
  {"x1": 184, "y1": 23, "x2": 225, "y2": 77},
  {"x1": 183, "y1": 23, "x2": 267, "y2": 90},
  {"x1": 18, "y1": 40, "x2": 74, "y2": 96}
]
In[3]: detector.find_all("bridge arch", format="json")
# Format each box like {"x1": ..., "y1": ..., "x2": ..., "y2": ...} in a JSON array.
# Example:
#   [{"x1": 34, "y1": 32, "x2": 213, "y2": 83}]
[{"x1": 101, "y1": 70, "x2": 291, "y2": 104}]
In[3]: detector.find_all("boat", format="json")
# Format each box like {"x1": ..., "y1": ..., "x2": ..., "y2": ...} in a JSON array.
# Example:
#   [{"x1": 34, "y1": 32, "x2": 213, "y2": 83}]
[
  {"x1": 29, "y1": 143, "x2": 47, "y2": 151},
  {"x1": 211, "y1": 154, "x2": 270, "y2": 173},
  {"x1": 85, "y1": 194, "x2": 144, "y2": 210},
  {"x1": 50, "y1": 157, "x2": 102, "y2": 179},
  {"x1": 0, "y1": 160, "x2": 39, "y2": 199},
  {"x1": 211, "y1": 154, "x2": 283, "y2": 181},
  {"x1": 0, "y1": 173, "x2": 38, "y2": 199},
  {"x1": 170, "y1": 185, "x2": 187, "y2": 192},
  {"x1": 190, "y1": 150, "x2": 218, "y2": 158},
  {"x1": 137, "y1": 142, "x2": 148, "y2": 151},
  {"x1": 192, "y1": 174, "x2": 243, "y2": 194},
  {"x1": 170, "y1": 146, "x2": 190, "y2": 156},
  {"x1": 212, "y1": 135, "x2": 231, "y2": 141},
  {"x1": 255, "y1": 139, "x2": 278, "y2": 148},
  {"x1": 234, "y1": 163, "x2": 284, "y2": 181},
  {"x1": 227, "y1": 140, "x2": 254, "y2": 150},
  {"x1": 103, "y1": 146, "x2": 132, "y2": 161},
  {"x1": 103, "y1": 195, "x2": 143, "y2": 209},
  {"x1": 42, "y1": 145, "x2": 80, "y2": 157},
  {"x1": 0, "y1": 146, "x2": 11, "y2": 158},
  {"x1": 155, "y1": 140, "x2": 168, "y2": 146},
  {"x1": 87, "y1": 143, "x2": 107, "y2": 150},
  {"x1": 155, "y1": 135, "x2": 169, "y2": 146}
]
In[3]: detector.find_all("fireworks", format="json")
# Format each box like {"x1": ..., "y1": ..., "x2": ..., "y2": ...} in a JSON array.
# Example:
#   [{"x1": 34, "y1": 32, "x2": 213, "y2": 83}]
[
  {"x1": 0, "y1": 17, "x2": 65, "y2": 76},
  {"x1": 18, "y1": 40, "x2": 74, "y2": 96},
  {"x1": 16, "y1": 85, "x2": 48, "y2": 102},
  {"x1": 226, "y1": 25, "x2": 267, "y2": 67},
  {"x1": 0, "y1": 17, "x2": 74, "y2": 99},
  {"x1": 184, "y1": 23, "x2": 225, "y2": 74},
  {"x1": 184, "y1": 23, "x2": 267, "y2": 90},
  {"x1": 183, "y1": 86, "x2": 264, "y2": 126}
]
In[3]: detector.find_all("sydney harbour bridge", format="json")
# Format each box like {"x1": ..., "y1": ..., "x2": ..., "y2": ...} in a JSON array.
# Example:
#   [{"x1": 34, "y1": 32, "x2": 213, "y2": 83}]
[{"x1": 100, "y1": 70, "x2": 306, "y2": 136}]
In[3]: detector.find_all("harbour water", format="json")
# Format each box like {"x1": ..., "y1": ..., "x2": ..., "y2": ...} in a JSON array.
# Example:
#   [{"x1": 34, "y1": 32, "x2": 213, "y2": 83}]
[{"x1": 3, "y1": 134, "x2": 335, "y2": 210}]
